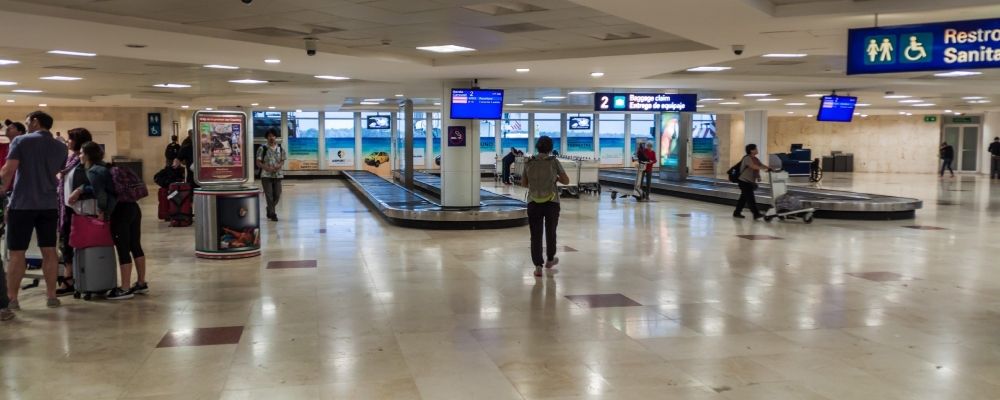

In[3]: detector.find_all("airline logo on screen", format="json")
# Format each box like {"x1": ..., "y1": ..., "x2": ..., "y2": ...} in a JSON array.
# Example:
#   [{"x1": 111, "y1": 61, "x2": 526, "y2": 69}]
[
  {"x1": 594, "y1": 93, "x2": 697, "y2": 112},
  {"x1": 848, "y1": 17, "x2": 1000, "y2": 74}
]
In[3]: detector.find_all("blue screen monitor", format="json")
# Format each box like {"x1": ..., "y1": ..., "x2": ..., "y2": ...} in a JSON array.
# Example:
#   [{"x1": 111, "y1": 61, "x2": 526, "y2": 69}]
[
  {"x1": 568, "y1": 117, "x2": 591, "y2": 130},
  {"x1": 817, "y1": 95, "x2": 857, "y2": 122},
  {"x1": 366, "y1": 116, "x2": 391, "y2": 129},
  {"x1": 450, "y1": 89, "x2": 504, "y2": 120}
]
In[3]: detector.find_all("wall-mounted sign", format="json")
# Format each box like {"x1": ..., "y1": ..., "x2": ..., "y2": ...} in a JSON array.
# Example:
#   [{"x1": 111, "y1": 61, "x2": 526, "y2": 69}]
[
  {"x1": 594, "y1": 93, "x2": 697, "y2": 112},
  {"x1": 193, "y1": 111, "x2": 248, "y2": 185},
  {"x1": 848, "y1": 18, "x2": 1000, "y2": 75},
  {"x1": 147, "y1": 112, "x2": 162, "y2": 137},
  {"x1": 924, "y1": 115, "x2": 938, "y2": 123},
  {"x1": 447, "y1": 126, "x2": 466, "y2": 147}
]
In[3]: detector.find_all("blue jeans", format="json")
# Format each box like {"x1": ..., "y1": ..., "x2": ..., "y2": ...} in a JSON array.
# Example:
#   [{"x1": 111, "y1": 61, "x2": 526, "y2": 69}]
[{"x1": 940, "y1": 159, "x2": 954, "y2": 176}]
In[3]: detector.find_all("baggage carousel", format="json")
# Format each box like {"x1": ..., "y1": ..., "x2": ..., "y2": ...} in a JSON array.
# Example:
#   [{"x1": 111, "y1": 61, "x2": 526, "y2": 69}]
[
  {"x1": 343, "y1": 171, "x2": 527, "y2": 229},
  {"x1": 598, "y1": 169, "x2": 922, "y2": 220}
]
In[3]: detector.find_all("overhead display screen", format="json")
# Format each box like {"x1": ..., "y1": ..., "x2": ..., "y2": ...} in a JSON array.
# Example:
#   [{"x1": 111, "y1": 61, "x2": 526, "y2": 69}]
[
  {"x1": 594, "y1": 93, "x2": 697, "y2": 112},
  {"x1": 568, "y1": 116, "x2": 591, "y2": 130},
  {"x1": 816, "y1": 95, "x2": 858, "y2": 122},
  {"x1": 451, "y1": 89, "x2": 504, "y2": 120},
  {"x1": 366, "y1": 116, "x2": 391, "y2": 129}
]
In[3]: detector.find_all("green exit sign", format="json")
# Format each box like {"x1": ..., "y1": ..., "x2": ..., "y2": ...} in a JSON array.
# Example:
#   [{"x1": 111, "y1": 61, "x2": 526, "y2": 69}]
[{"x1": 924, "y1": 115, "x2": 938, "y2": 123}]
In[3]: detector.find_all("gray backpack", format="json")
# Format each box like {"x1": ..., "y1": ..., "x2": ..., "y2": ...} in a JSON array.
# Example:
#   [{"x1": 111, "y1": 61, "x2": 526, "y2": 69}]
[{"x1": 524, "y1": 156, "x2": 560, "y2": 201}]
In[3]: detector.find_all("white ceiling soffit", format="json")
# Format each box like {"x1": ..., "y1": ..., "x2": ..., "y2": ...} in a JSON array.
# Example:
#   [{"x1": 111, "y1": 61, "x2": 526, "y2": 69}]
[
  {"x1": 5, "y1": 0, "x2": 710, "y2": 64},
  {"x1": 766, "y1": 0, "x2": 1000, "y2": 18}
]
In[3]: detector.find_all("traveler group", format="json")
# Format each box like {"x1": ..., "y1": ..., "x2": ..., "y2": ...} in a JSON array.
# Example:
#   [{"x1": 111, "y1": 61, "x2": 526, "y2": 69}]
[{"x1": 1, "y1": 111, "x2": 149, "y2": 322}]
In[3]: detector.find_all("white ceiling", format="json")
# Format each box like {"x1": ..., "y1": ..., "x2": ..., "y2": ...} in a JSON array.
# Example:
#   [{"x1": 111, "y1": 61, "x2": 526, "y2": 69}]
[{"x1": 0, "y1": 0, "x2": 999, "y2": 116}]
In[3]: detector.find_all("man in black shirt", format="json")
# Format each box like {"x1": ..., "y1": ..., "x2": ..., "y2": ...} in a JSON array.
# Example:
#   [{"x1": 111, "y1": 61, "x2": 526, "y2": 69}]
[
  {"x1": 501, "y1": 147, "x2": 517, "y2": 184},
  {"x1": 164, "y1": 135, "x2": 181, "y2": 166},
  {"x1": 939, "y1": 142, "x2": 955, "y2": 177},
  {"x1": 989, "y1": 137, "x2": 1000, "y2": 180}
]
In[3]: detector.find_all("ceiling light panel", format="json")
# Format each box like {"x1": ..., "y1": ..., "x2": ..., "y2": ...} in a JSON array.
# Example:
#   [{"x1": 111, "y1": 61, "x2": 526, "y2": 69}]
[
  {"x1": 40, "y1": 76, "x2": 82, "y2": 80},
  {"x1": 686, "y1": 66, "x2": 731, "y2": 72},
  {"x1": 204, "y1": 64, "x2": 239, "y2": 69},
  {"x1": 48, "y1": 50, "x2": 96, "y2": 57},
  {"x1": 416, "y1": 45, "x2": 475, "y2": 53}
]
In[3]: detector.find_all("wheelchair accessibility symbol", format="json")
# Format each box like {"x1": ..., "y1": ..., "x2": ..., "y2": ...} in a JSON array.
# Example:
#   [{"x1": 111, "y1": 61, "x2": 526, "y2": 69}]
[{"x1": 900, "y1": 32, "x2": 932, "y2": 64}]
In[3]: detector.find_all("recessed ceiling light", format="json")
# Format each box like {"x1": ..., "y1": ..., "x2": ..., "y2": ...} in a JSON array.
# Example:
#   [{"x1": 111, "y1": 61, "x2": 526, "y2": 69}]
[
  {"x1": 787, "y1": 111, "x2": 795, "y2": 114},
  {"x1": 962, "y1": 96, "x2": 985, "y2": 100},
  {"x1": 899, "y1": 111, "x2": 907, "y2": 115},
  {"x1": 699, "y1": 98, "x2": 723, "y2": 102},
  {"x1": 264, "y1": 59, "x2": 281, "y2": 64},
  {"x1": 153, "y1": 83, "x2": 191, "y2": 88},
  {"x1": 763, "y1": 53, "x2": 808, "y2": 58},
  {"x1": 363, "y1": 98, "x2": 385, "y2": 102},
  {"x1": 433, "y1": 102, "x2": 441, "y2": 106},
  {"x1": 805, "y1": 93, "x2": 825, "y2": 97},
  {"x1": 295, "y1": 109, "x2": 303, "y2": 113},
  {"x1": 205, "y1": 108, "x2": 213, "y2": 111},
  {"x1": 181, "y1": 105, "x2": 189, "y2": 109},
  {"x1": 12, "y1": 89, "x2": 42, "y2": 93},
  {"x1": 719, "y1": 102, "x2": 740, "y2": 105},
  {"x1": 785, "y1": 102, "x2": 806, "y2": 106},
  {"x1": 686, "y1": 66, "x2": 731, "y2": 72},
  {"x1": 521, "y1": 99, "x2": 543, "y2": 103},
  {"x1": 228, "y1": 79, "x2": 267, "y2": 84},
  {"x1": 744, "y1": 93, "x2": 771, "y2": 97},
  {"x1": 360, "y1": 101, "x2": 380, "y2": 105},
  {"x1": 973, "y1": 100, "x2": 992, "y2": 104},
  {"x1": 807, "y1": 114, "x2": 814, "y2": 117},
  {"x1": 38, "y1": 103, "x2": 47, "y2": 107},
  {"x1": 315, "y1": 75, "x2": 350, "y2": 80},
  {"x1": 590, "y1": 72, "x2": 605, "y2": 77},
  {"x1": 0, "y1": 59, "x2": 19, "y2": 65},
  {"x1": 884, "y1": 94, "x2": 911, "y2": 99},
  {"x1": 861, "y1": 114, "x2": 869, "y2": 117},
  {"x1": 515, "y1": 68, "x2": 530, "y2": 73},
  {"x1": 945, "y1": 109, "x2": 952, "y2": 113},
  {"x1": 268, "y1": 106, "x2": 276, "y2": 109},
  {"x1": 48, "y1": 50, "x2": 96, "y2": 57},
  {"x1": 568, "y1": 91, "x2": 594, "y2": 95},
  {"x1": 934, "y1": 71, "x2": 981, "y2": 77},
  {"x1": 204, "y1": 64, "x2": 239, "y2": 69},
  {"x1": 5, "y1": 99, "x2": 13, "y2": 103},
  {"x1": 856, "y1": 103, "x2": 870, "y2": 107},
  {"x1": 40, "y1": 76, "x2": 82, "y2": 81},
  {"x1": 250, "y1": 103, "x2": 259, "y2": 106},
  {"x1": 542, "y1": 96, "x2": 566, "y2": 100},
  {"x1": 756, "y1": 98, "x2": 782, "y2": 102},
  {"x1": 394, "y1": 94, "x2": 404, "y2": 97},
  {"x1": 906, "y1": 112, "x2": 913, "y2": 116},
  {"x1": 0, "y1": 81, "x2": 16, "y2": 86},
  {"x1": 853, "y1": 112, "x2": 860, "y2": 116},
  {"x1": 416, "y1": 45, "x2": 475, "y2": 53},
  {"x1": 954, "y1": 111, "x2": 963, "y2": 115},
  {"x1": 505, "y1": 103, "x2": 523, "y2": 107},
  {"x1": 899, "y1": 99, "x2": 923, "y2": 103}
]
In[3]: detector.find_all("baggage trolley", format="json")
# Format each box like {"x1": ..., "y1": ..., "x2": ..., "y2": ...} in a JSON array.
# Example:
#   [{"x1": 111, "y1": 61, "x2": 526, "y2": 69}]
[
  {"x1": 557, "y1": 158, "x2": 581, "y2": 198},
  {"x1": 763, "y1": 169, "x2": 815, "y2": 224},
  {"x1": 610, "y1": 161, "x2": 650, "y2": 201},
  {"x1": 577, "y1": 158, "x2": 601, "y2": 195}
]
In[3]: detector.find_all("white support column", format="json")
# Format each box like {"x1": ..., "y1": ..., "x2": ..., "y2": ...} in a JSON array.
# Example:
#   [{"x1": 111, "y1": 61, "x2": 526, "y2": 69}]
[
  {"x1": 983, "y1": 112, "x2": 1000, "y2": 175},
  {"x1": 280, "y1": 112, "x2": 289, "y2": 173},
  {"x1": 560, "y1": 113, "x2": 568, "y2": 155},
  {"x1": 528, "y1": 113, "x2": 536, "y2": 154},
  {"x1": 318, "y1": 112, "x2": 327, "y2": 170},
  {"x1": 426, "y1": 112, "x2": 433, "y2": 169},
  {"x1": 593, "y1": 115, "x2": 600, "y2": 161},
  {"x1": 354, "y1": 112, "x2": 362, "y2": 170},
  {"x1": 624, "y1": 114, "x2": 632, "y2": 166},
  {"x1": 440, "y1": 83, "x2": 480, "y2": 207},
  {"x1": 744, "y1": 110, "x2": 768, "y2": 161}
]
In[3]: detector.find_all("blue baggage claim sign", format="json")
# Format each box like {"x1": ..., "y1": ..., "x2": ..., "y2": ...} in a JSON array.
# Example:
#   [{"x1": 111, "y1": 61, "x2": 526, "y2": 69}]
[{"x1": 848, "y1": 18, "x2": 1000, "y2": 75}]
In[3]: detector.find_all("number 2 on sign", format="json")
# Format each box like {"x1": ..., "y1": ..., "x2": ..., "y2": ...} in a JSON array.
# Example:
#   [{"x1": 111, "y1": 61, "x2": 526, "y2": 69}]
[{"x1": 600, "y1": 96, "x2": 609, "y2": 109}]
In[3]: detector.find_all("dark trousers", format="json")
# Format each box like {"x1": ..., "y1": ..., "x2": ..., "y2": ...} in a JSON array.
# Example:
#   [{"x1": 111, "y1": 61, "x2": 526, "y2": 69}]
[
  {"x1": 261, "y1": 177, "x2": 282, "y2": 216},
  {"x1": 641, "y1": 170, "x2": 652, "y2": 199},
  {"x1": 527, "y1": 201, "x2": 560, "y2": 267},
  {"x1": 940, "y1": 159, "x2": 954, "y2": 176},
  {"x1": 735, "y1": 180, "x2": 761, "y2": 217},
  {"x1": 502, "y1": 161, "x2": 513, "y2": 183},
  {"x1": 991, "y1": 156, "x2": 1000, "y2": 179},
  {"x1": 111, "y1": 202, "x2": 144, "y2": 265}
]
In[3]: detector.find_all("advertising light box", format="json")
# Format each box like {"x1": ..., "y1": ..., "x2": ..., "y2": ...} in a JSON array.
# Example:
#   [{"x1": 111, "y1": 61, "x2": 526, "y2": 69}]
[
  {"x1": 594, "y1": 93, "x2": 697, "y2": 112},
  {"x1": 848, "y1": 17, "x2": 1000, "y2": 75}
]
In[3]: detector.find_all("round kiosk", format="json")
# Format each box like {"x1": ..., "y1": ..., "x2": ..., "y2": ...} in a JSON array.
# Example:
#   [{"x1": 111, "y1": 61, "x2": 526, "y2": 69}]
[{"x1": 191, "y1": 110, "x2": 261, "y2": 259}]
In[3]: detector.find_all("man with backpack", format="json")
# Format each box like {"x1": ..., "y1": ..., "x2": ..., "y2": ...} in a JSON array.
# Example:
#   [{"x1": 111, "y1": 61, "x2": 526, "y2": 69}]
[
  {"x1": 729, "y1": 144, "x2": 772, "y2": 220},
  {"x1": 164, "y1": 134, "x2": 181, "y2": 166},
  {"x1": 255, "y1": 128, "x2": 285, "y2": 221}
]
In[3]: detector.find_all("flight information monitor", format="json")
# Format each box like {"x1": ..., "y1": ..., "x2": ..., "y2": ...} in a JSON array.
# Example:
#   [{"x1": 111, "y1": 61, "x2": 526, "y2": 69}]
[
  {"x1": 816, "y1": 95, "x2": 857, "y2": 122},
  {"x1": 451, "y1": 89, "x2": 504, "y2": 120}
]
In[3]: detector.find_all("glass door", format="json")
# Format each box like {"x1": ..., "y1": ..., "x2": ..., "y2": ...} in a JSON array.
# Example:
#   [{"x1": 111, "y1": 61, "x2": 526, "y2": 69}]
[{"x1": 960, "y1": 126, "x2": 979, "y2": 171}]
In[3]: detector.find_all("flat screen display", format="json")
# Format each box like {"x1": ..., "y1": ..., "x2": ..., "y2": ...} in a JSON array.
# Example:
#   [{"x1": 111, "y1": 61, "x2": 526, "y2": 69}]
[
  {"x1": 451, "y1": 89, "x2": 504, "y2": 120},
  {"x1": 817, "y1": 95, "x2": 857, "y2": 122},
  {"x1": 366, "y1": 116, "x2": 391, "y2": 129},
  {"x1": 568, "y1": 117, "x2": 591, "y2": 130}
]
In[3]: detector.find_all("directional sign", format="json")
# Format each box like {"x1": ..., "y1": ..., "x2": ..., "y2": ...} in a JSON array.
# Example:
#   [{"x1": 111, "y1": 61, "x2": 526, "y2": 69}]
[
  {"x1": 848, "y1": 18, "x2": 1000, "y2": 75},
  {"x1": 594, "y1": 93, "x2": 697, "y2": 112}
]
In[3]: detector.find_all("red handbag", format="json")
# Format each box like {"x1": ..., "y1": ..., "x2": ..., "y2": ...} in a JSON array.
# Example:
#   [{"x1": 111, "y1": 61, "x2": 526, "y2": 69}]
[{"x1": 69, "y1": 214, "x2": 114, "y2": 249}]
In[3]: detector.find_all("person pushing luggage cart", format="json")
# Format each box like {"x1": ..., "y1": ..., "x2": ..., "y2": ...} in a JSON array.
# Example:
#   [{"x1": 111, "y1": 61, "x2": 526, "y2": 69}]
[{"x1": 610, "y1": 143, "x2": 654, "y2": 201}]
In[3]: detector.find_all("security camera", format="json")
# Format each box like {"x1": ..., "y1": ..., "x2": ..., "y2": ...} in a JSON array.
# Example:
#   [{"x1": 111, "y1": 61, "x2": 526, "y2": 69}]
[
  {"x1": 732, "y1": 44, "x2": 745, "y2": 56},
  {"x1": 304, "y1": 38, "x2": 317, "y2": 56},
  {"x1": 241, "y1": 0, "x2": 253, "y2": 4}
]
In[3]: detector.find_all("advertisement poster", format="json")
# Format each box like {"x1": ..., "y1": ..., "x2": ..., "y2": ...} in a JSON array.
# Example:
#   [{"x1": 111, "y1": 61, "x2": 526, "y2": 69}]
[
  {"x1": 326, "y1": 137, "x2": 354, "y2": 168},
  {"x1": 216, "y1": 195, "x2": 260, "y2": 252},
  {"x1": 566, "y1": 136, "x2": 594, "y2": 158},
  {"x1": 691, "y1": 114, "x2": 718, "y2": 175},
  {"x1": 599, "y1": 137, "x2": 625, "y2": 165},
  {"x1": 285, "y1": 115, "x2": 319, "y2": 170},
  {"x1": 196, "y1": 112, "x2": 246, "y2": 184},
  {"x1": 480, "y1": 137, "x2": 496, "y2": 165},
  {"x1": 659, "y1": 112, "x2": 680, "y2": 170},
  {"x1": 361, "y1": 136, "x2": 391, "y2": 176}
]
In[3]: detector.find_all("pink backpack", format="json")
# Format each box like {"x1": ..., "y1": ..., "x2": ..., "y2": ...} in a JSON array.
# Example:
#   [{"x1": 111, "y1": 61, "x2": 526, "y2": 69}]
[{"x1": 111, "y1": 166, "x2": 149, "y2": 203}]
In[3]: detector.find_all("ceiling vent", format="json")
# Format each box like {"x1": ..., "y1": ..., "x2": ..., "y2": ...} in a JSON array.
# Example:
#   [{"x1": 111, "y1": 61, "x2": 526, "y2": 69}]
[
  {"x1": 44, "y1": 65, "x2": 96, "y2": 70},
  {"x1": 757, "y1": 60, "x2": 806, "y2": 66},
  {"x1": 589, "y1": 32, "x2": 651, "y2": 41},
  {"x1": 463, "y1": 2, "x2": 548, "y2": 16},
  {"x1": 484, "y1": 23, "x2": 551, "y2": 33}
]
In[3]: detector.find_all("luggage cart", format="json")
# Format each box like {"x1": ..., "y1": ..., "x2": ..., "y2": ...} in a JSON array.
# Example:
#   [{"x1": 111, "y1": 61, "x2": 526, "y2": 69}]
[
  {"x1": 609, "y1": 161, "x2": 650, "y2": 201},
  {"x1": 557, "y1": 158, "x2": 581, "y2": 197},
  {"x1": 511, "y1": 156, "x2": 526, "y2": 185},
  {"x1": 763, "y1": 169, "x2": 815, "y2": 224},
  {"x1": 577, "y1": 158, "x2": 601, "y2": 194}
]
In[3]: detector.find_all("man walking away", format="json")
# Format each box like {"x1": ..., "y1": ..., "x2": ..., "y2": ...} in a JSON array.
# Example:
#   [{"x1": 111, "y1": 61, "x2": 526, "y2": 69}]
[
  {"x1": 255, "y1": 128, "x2": 286, "y2": 221},
  {"x1": 989, "y1": 137, "x2": 1000, "y2": 180},
  {"x1": 940, "y1": 142, "x2": 955, "y2": 178},
  {"x1": 522, "y1": 136, "x2": 570, "y2": 278},
  {"x1": 0, "y1": 111, "x2": 68, "y2": 311},
  {"x1": 164, "y1": 134, "x2": 181, "y2": 166}
]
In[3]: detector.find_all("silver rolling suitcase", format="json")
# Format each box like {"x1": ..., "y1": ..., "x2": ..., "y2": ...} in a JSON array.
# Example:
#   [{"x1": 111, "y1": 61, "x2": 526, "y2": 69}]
[{"x1": 73, "y1": 246, "x2": 118, "y2": 300}]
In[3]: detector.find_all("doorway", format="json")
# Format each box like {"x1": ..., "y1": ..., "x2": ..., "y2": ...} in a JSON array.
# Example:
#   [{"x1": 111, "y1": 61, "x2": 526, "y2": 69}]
[{"x1": 942, "y1": 123, "x2": 980, "y2": 172}]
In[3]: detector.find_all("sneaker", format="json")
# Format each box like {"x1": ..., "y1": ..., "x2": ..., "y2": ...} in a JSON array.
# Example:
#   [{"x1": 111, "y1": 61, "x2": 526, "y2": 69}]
[
  {"x1": 0, "y1": 308, "x2": 14, "y2": 321},
  {"x1": 545, "y1": 257, "x2": 560, "y2": 269},
  {"x1": 732, "y1": 213, "x2": 745, "y2": 219},
  {"x1": 533, "y1": 266, "x2": 543, "y2": 277},
  {"x1": 8, "y1": 300, "x2": 19, "y2": 311},
  {"x1": 130, "y1": 282, "x2": 149, "y2": 295},
  {"x1": 56, "y1": 279, "x2": 76, "y2": 297},
  {"x1": 106, "y1": 287, "x2": 134, "y2": 301},
  {"x1": 46, "y1": 298, "x2": 60, "y2": 308}
]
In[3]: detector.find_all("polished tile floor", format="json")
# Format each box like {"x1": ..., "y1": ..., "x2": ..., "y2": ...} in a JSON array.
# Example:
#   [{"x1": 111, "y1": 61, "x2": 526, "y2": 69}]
[{"x1": 2, "y1": 172, "x2": 999, "y2": 399}]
